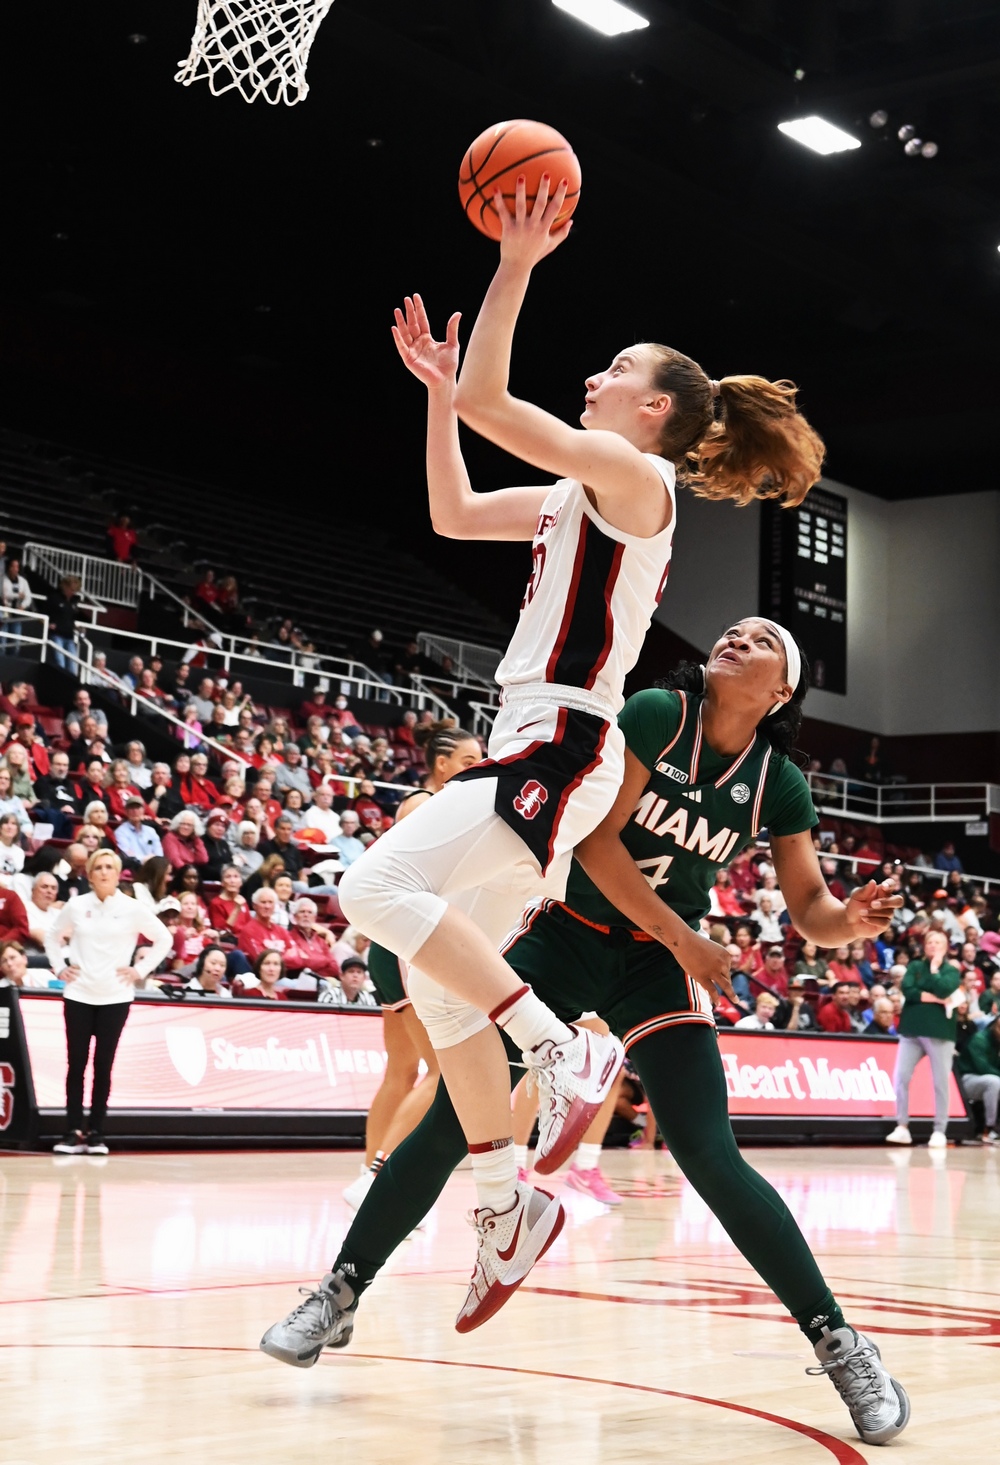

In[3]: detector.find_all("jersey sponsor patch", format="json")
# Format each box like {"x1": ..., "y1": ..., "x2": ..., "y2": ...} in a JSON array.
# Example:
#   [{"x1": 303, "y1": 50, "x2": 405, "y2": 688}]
[
  {"x1": 731, "y1": 782, "x2": 751, "y2": 804},
  {"x1": 655, "y1": 761, "x2": 688, "y2": 783},
  {"x1": 513, "y1": 781, "x2": 549, "y2": 820}
]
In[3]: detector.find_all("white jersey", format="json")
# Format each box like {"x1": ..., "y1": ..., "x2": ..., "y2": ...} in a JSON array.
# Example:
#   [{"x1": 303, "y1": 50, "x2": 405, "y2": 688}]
[{"x1": 495, "y1": 454, "x2": 676, "y2": 714}]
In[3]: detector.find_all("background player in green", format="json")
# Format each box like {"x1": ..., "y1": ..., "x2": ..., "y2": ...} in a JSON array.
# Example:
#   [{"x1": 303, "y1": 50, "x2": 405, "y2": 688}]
[{"x1": 262, "y1": 618, "x2": 909, "y2": 1447}]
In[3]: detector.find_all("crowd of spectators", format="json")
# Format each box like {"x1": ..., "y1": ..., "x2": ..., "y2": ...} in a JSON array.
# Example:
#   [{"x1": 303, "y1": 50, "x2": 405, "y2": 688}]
[{"x1": 0, "y1": 668, "x2": 473, "y2": 1005}]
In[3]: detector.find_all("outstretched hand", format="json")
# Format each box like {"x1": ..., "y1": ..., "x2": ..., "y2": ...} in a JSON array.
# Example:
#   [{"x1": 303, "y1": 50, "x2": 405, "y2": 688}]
[
  {"x1": 391, "y1": 294, "x2": 461, "y2": 390},
  {"x1": 494, "y1": 173, "x2": 573, "y2": 269},
  {"x1": 844, "y1": 878, "x2": 903, "y2": 937}
]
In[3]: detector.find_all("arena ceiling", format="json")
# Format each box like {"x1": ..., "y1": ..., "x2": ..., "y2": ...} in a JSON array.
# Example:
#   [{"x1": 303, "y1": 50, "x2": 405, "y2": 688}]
[{"x1": 5, "y1": 1, "x2": 1000, "y2": 518}]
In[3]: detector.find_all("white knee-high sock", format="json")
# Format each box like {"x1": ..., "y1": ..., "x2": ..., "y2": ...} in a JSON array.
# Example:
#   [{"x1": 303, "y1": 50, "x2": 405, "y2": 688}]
[
  {"x1": 491, "y1": 984, "x2": 573, "y2": 1054},
  {"x1": 469, "y1": 1137, "x2": 518, "y2": 1214},
  {"x1": 575, "y1": 1142, "x2": 602, "y2": 1170}
]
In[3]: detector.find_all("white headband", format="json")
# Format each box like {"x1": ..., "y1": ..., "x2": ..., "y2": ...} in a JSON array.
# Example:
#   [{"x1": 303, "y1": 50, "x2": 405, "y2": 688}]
[{"x1": 762, "y1": 620, "x2": 801, "y2": 715}]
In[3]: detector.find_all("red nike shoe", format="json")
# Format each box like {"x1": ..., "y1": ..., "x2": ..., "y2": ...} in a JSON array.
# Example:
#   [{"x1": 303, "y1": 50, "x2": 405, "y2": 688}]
[{"x1": 454, "y1": 1182, "x2": 565, "y2": 1333}]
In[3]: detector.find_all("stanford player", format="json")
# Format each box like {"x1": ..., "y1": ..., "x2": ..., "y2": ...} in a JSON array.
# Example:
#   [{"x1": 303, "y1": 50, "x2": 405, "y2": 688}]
[{"x1": 264, "y1": 175, "x2": 824, "y2": 1358}]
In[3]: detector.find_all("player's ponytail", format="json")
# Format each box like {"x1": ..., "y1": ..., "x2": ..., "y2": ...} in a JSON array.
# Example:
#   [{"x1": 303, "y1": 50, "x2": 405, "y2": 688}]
[
  {"x1": 413, "y1": 719, "x2": 475, "y2": 772},
  {"x1": 645, "y1": 346, "x2": 825, "y2": 508}
]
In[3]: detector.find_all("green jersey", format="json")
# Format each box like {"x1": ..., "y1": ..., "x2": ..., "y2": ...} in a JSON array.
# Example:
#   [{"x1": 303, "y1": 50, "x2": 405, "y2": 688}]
[{"x1": 564, "y1": 688, "x2": 817, "y2": 930}]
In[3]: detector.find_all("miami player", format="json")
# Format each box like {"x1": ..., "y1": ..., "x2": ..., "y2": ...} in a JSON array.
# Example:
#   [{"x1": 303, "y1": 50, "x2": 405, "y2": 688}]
[
  {"x1": 274, "y1": 174, "x2": 825, "y2": 1340},
  {"x1": 262, "y1": 618, "x2": 909, "y2": 1447}
]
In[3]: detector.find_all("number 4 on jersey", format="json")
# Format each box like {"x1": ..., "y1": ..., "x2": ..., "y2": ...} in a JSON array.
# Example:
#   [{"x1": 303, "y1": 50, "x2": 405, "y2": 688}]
[{"x1": 635, "y1": 855, "x2": 674, "y2": 891}]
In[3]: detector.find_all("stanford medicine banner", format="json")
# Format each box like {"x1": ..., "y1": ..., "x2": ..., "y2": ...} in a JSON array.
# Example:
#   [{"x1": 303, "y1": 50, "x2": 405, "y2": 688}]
[{"x1": 2, "y1": 994, "x2": 967, "y2": 1146}]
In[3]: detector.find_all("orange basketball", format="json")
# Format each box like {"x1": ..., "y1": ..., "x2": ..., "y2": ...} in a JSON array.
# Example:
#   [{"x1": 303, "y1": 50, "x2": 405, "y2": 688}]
[{"x1": 458, "y1": 119, "x2": 582, "y2": 241}]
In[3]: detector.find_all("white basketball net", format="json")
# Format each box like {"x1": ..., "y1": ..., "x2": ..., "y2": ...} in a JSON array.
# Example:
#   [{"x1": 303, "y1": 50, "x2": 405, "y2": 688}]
[{"x1": 175, "y1": 0, "x2": 336, "y2": 106}]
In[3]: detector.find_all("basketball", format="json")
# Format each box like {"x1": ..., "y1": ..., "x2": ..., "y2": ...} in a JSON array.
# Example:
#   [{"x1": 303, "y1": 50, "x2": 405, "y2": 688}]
[{"x1": 458, "y1": 119, "x2": 582, "y2": 241}]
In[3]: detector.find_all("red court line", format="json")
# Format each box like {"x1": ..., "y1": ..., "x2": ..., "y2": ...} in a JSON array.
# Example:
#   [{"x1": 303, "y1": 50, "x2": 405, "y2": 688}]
[
  {"x1": 345, "y1": 1353, "x2": 868, "y2": 1464},
  {"x1": 0, "y1": 1341, "x2": 867, "y2": 1461}
]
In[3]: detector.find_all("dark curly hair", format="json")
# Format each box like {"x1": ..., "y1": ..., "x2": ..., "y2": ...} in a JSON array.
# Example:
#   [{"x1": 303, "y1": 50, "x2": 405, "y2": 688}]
[{"x1": 655, "y1": 632, "x2": 811, "y2": 761}]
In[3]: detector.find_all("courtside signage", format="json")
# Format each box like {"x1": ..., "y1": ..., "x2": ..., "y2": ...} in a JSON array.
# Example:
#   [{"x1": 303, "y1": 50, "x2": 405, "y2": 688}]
[
  {"x1": 19, "y1": 997, "x2": 386, "y2": 1112},
  {"x1": 718, "y1": 1032, "x2": 965, "y2": 1118}
]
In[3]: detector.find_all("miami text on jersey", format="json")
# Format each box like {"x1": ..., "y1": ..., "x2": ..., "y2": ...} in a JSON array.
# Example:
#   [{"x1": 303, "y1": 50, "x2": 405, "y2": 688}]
[{"x1": 632, "y1": 792, "x2": 742, "y2": 865}]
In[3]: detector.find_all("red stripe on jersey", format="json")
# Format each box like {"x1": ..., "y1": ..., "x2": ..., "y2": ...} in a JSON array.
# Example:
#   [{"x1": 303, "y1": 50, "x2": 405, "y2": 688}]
[
  {"x1": 653, "y1": 557, "x2": 671, "y2": 607},
  {"x1": 544, "y1": 518, "x2": 590, "y2": 682},
  {"x1": 583, "y1": 539, "x2": 626, "y2": 691},
  {"x1": 545, "y1": 717, "x2": 609, "y2": 869}
]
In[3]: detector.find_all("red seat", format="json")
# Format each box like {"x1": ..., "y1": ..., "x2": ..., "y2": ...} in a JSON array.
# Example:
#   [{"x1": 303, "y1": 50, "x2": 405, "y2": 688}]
[{"x1": 38, "y1": 714, "x2": 64, "y2": 739}]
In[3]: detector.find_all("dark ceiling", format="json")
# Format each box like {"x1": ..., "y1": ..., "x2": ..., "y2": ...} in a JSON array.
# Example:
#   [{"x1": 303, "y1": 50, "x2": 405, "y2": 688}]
[{"x1": 5, "y1": 0, "x2": 1000, "y2": 531}]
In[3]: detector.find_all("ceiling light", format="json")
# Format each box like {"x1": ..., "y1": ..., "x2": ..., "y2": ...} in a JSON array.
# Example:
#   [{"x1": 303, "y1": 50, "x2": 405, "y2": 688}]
[
  {"x1": 777, "y1": 117, "x2": 862, "y2": 155},
  {"x1": 552, "y1": 1, "x2": 650, "y2": 38}
]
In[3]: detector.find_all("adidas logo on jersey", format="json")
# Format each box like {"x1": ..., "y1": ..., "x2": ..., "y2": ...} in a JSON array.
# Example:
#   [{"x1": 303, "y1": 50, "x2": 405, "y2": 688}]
[
  {"x1": 682, "y1": 790, "x2": 702, "y2": 803},
  {"x1": 655, "y1": 761, "x2": 688, "y2": 783}
]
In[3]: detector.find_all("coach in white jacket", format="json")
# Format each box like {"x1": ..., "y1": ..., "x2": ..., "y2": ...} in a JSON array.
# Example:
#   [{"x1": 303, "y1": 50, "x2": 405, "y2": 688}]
[{"x1": 45, "y1": 849, "x2": 172, "y2": 1155}]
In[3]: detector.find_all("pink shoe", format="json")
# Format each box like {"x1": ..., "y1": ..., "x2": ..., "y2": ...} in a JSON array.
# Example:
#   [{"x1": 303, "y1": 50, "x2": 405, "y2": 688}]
[
  {"x1": 517, "y1": 1166, "x2": 530, "y2": 1184},
  {"x1": 563, "y1": 1164, "x2": 623, "y2": 1205}
]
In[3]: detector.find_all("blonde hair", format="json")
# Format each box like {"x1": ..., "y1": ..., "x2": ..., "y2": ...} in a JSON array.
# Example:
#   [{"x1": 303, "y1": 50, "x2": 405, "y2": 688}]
[
  {"x1": 86, "y1": 848, "x2": 122, "y2": 877},
  {"x1": 644, "y1": 345, "x2": 825, "y2": 508}
]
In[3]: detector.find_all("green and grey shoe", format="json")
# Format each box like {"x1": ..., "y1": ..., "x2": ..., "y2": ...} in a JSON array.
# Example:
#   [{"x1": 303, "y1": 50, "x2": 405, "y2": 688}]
[
  {"x1": 807, "y1": 1325, "x2": 910, "y2": 1444},
  {"x1": 259, "y1": 1271, "x2": 357, "y2": 1368}
]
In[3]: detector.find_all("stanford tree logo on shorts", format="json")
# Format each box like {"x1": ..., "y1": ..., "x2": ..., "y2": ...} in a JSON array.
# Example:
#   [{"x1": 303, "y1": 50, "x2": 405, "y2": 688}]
[
  {"x1": 513, "y1": 781, "x2": 549, "y2": 820},
  {"x1": 0, "y1": 1061, "x2": 15, "y2": 1132}
]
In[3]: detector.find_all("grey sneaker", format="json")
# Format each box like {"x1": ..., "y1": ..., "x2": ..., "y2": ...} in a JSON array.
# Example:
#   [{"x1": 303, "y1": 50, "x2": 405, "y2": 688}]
[
  {"x1": 259, "y1": 1271, "x2": 357, "y2": 1368},
  {"x1": 807, "y1": 1325, "x2": 910, "y2": 1444}
]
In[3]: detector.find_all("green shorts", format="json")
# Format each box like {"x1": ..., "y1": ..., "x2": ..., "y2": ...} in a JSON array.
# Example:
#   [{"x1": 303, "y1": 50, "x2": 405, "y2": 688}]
[
  {"x1": 501, "y1": 901, "x2": 714, "y2": 1051},
  {"x1": 367, "y1": 942, "x2": 410, "y2": 1012}
]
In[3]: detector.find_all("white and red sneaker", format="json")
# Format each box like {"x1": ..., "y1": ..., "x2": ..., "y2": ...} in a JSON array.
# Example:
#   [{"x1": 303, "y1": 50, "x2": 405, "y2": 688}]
[
  {"x1": 564, "y1": 1164, "x2": 623, "y2": 1205},
  {"x1": 455, "y1": 1182, "x2": 565, "y2": 1334},
  {"x1": 526, "y1": 1026, "x2": 625, "y2": 1176}
]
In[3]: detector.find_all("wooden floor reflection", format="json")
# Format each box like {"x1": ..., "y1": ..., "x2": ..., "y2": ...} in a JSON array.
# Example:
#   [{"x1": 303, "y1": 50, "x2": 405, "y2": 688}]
[{"x1": 2, "y1": 1143, "x2": 998, "y2": 1464}]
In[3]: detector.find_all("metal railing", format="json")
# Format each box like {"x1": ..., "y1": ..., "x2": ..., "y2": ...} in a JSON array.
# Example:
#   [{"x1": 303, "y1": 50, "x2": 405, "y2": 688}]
[
  {"x1": 806, "y1": 771, "x2": 997, "y2": 825},
  {"x1": 24, "y1": 542, "x2": 140, "y2": 609},
  {"x1": 418, "y1": 631, "x2": 502, "y2": 689}
]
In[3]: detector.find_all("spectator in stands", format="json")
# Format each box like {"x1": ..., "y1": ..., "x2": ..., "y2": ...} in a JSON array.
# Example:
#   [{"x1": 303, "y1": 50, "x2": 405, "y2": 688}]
[
  {"x1": 0, "y1": 940, "x2": 50, "y2": 989},
  {"x1": 242, "y1": 853, "x2": 286, "y2": 905},
  {"x1": 328, "y1": 694, "x2": 362, "y2": 738},
  {"x1": 123, "y1": 741, "x2": 152, "y2": 790},
  {"x1": 755, "y1": 945, "x2": 790, "y2": 998},
  {"x1": 131, "y1": 856, "x2": 172, "y2": 914},
  {"x1": 231, "y1": 822, "x2": 263, "y2": 878},
  {"x1": 280, "y1": 788, "x2": 308, "y2": 833},
  {"x1": 177, "y1": 707, "x2": 202, "y2": 757},
  {"x1": 754, "y1": 895, "x2": 784, "y2": 945},
  {"x1": 331, "y1": 925, "x2": 370, "y2": 970},
  {"x1": 957, "y1": 940, "x2": 986, "y2": 995},
  {"x1": 865, "y1": 998, "x2": 897, "y2": 1036},
  {"x1": 935, "y1": 841, "x2": 963, "y2": 875},
  {"x1": 283, "y1": 897, "x2": 340, "y2": 981},
  {"x1": 259, "y1": 814, "x2": 304, "y2": 880},
  {"x1": 103, "y1": 760, "x2": 142, "y2": 821},
  {"x1": 979, "y1": 972, "x2": 1000, "y2": 1022},
  {"x1": 324, "y1": 955, "x2": 379, "y2": 1009},
  {"x1": 0, "y1": 765, "x2": 32, "y2": 837},
  {"x1": 0, "y1": 885, "x2": 30, "y2": 945},
  {"x1": 232, "y1": 949, "x2": 288, "y2": 1001},
  {"x1": 201, "y1": 810, "x2": 232, "y2": 880},
  {"x1": 1, "y1": 557, "x2": 32, "y2": 651},
  {"x1": 80, "y1": 812, "x2": 115, "y2": 854},
  {"x1": 192, "y1": 569, "x2": 219, "y2": 616},
  {"x1": 166, "y1": 660, "x2": 193, "y2": 707},
  {"x1": 53, "y1": 842, "x2": 89, "y2": 901},
  {"x1": 46, "y1": 574, "x2": 82, "y2": 670},
  {"x1": 2, "y1": 740, "x2": 38, "y2": 804},
  {"x1": 848, "y1": 939, "x2": 876, "y2": 987},
  {"x1": 825, "y1": 944, "x2": 859, "y2": 988},
  {"x1": 708, "y1": 867, "x2": 743, "y2": 920},
  {"x1": 928, "y1": 893, "x2": 965, "y2": 947},
  {"x1": 0, "y1": 679, "x2": 30, "y2": 722},
  {"x1": 114, "y1": 795, "x2": 162, "y2": 867},
  {"x1": 147, "y1": 762, "x2": 183, "y2": 822},
  {"x1": 783, "y1": 975, "x2": 819, "y2": 1031},
  {"x1": 234, "y1": 887, "x2": 293, "y2": 964},
  {"x1": 956, "y1": 1020, "x2": 1000, "y2": 1143},
  {"x1": 331, "y1": 812, "x2": 365, "y2": 866},
  {"x1": 191, "y1": 678, "x2": 216, "y2": 724},
  {"x1": 753, "y1": 871, "x2": 786, "y2": 915},
  {"x1": 64, "y1": 688, "x2": 109, "y2": 741},
  {"x1": 163, "y1": 811, "x2": 209, "y2": 875},
  {"x1": 207, "y1": 864, "x2": 248, "y2": 934},
  {"x1": 68, "y1": 715, "x2": 103, "y2": 771},
  {"x1": 106, "y1": 512, "x2": 138, "y2": 563},
  {"x1": 185, "y1": 945, "x2": 231, "y2": 999},
  {"x1": 171, "y1": 893, "x2": 215, "y2": 973},
  {"x1": 245, "y1": 783, "x2": 279, "y2": 836},
  {"x1": 793, "y1": 939, "x2": 828, "y2": 985},
  {"x1": 299, "y1": 783, "x2": 341, "y2": 845},
  {"x1": 202, "y1": 703, "x2": 230, "y2": 745},
  {"x1": 0, "y1": 813, "x2": 25, "y2": 883},
  {"x1": 817, "y1": 982, "x2": 858, "y2": 1034},
  {"x1": 179, "y1": 751, "x2": 220, "y2": 811},
  {"x1": 273, "y1": 743, "x2": 312, "y2": 799},
  {"x1": 272, "y1": 873, "x2": 296, "y2": 927},
  {"x1": 735, "y1": 993, "x2": 780, "y2": 1030},
  {"x1": 121, "y1": 655, "x2": 144, "y2": 693}
]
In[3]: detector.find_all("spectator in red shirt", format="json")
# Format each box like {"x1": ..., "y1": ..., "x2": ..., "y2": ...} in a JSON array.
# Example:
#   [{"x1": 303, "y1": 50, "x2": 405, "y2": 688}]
[
  {"x1": 826, "y1": 944, "x2": 859, "y2": 988},
  {"x1": 104, "y1": 759, "x2": 145, "y2": 820},
  {"x1": 249, "y1": 774, "x2": 283, "y2": 831},
  {"x1": 0, "y1": 887, "x2": 30, "y2": 945},
  {"x1": 233, "y1": 887, "x2": 294, "y2": 963},
  {"x1": 179, "y1": 752, "x2": 221, "y2": 810},
  {"x1": 752, "y1": 945, "x2": 791, "y2": 1000},
  {"x1": 207, "y1": 863, "x2": 249, "y2": 935},
  {"x1": 709, "y1": 867, "x2": 745, "y2": 919},
  {"x1": 163, "y1": 811, "x2": 209, "y2": 874},
  {"x1": 106, "y1": 513, "x2": 138, "y2": 563},
  {"x1": 820, "y1": 856, "x2": 849, "y2": 903},
  {"x1": 171, "y1": 892, "x2": 216, "y2": 971},
  {"x1": 817, "y1": 982, "x2": 857, "y2": 1034},
  {"x1": 0, "y1": 679, "x2": 30, "y2": 723},
  {"x1": 284, "y1": 897, "x2": 341, "y2": 980},
  {"x1": 10, "y1": 715, "x2": 50, "y2": 780}
]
